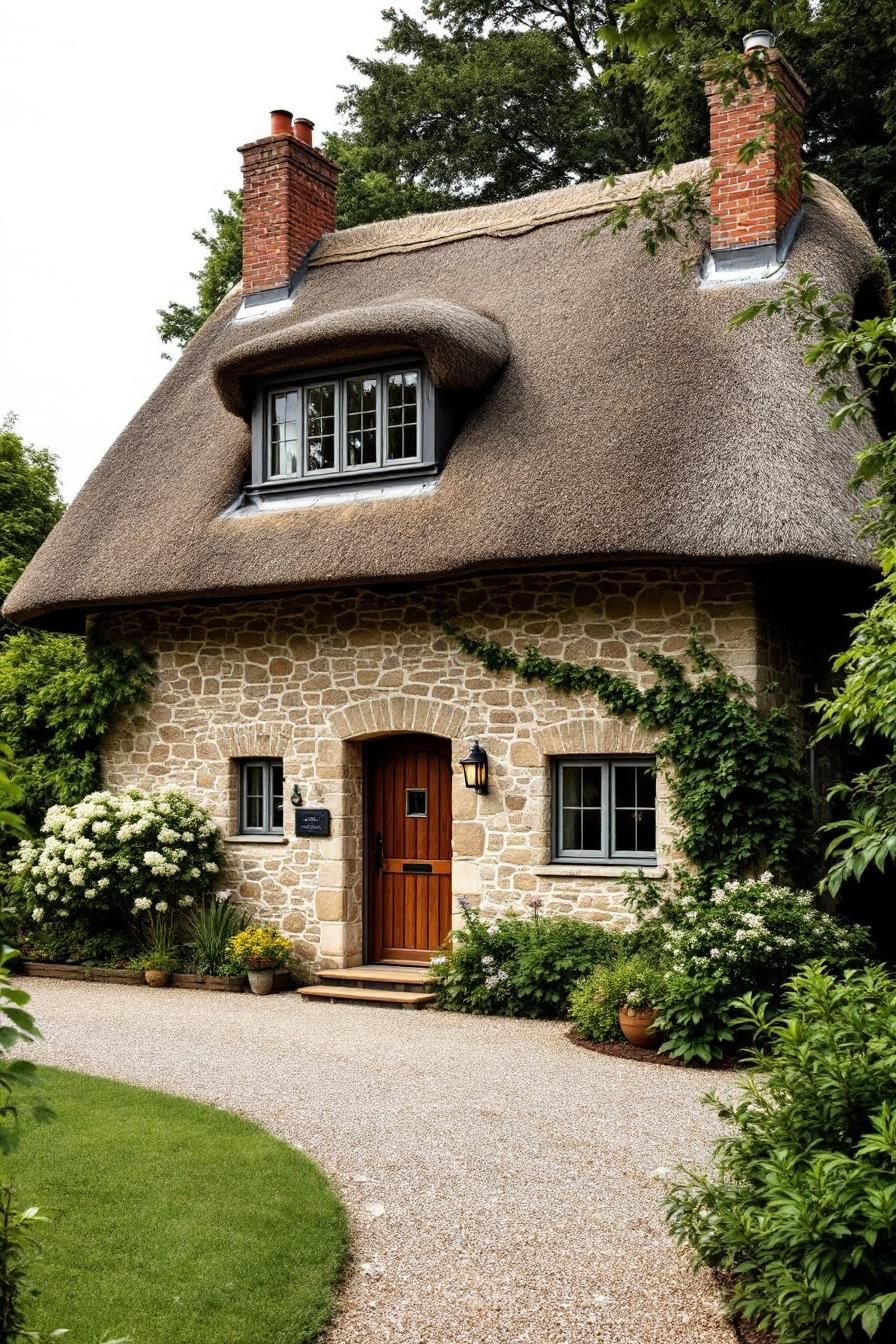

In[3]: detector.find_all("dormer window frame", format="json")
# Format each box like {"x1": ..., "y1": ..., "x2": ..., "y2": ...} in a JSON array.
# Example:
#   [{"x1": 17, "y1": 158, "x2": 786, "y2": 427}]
[{"x1": 248, "y1": 356, "x2": 445, "y2": 496}]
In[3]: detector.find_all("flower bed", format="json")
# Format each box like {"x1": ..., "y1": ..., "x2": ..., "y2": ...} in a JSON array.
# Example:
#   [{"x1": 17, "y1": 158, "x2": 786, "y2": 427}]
[{"x1": 19, "y1": 961, "x2": 297, "y2": 994}]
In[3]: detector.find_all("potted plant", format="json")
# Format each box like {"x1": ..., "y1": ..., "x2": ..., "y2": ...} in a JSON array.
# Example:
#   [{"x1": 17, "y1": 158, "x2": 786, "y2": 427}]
[
  {"x1": 615, "y1": 961, "x2": 666, "y2": 1049},
  {"x1": 228, "y1": 925, "x2": 292, "y2": 995},
  {"x1": 139, "y1": 948, "x2": 177, "y2": 988}
]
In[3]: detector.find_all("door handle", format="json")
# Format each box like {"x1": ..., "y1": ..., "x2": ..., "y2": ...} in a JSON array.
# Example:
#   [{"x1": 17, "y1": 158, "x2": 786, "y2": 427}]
[{"x1": 374, "y1": 830, "x2": 384, "y2": 871}]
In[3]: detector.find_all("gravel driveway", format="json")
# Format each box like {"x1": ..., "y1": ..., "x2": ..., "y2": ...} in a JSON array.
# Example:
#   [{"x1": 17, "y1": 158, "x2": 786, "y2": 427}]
[{"x1": 21, "y1": 979, "x2": 737, "y2": 1344}]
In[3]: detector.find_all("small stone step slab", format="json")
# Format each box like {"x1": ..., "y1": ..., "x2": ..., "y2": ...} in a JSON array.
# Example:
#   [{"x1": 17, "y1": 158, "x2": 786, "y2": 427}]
[
  {"x1": 298, "y1": 984, "x2": 437, "y2": 1010},
  {"x1": 317, "y1": 964, "x2": 431, "y2": 986}
]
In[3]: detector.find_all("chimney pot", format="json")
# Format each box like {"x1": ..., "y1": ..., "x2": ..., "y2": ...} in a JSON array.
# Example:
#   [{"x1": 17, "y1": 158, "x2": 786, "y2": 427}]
[
  {"x1": 270, "y1": 108, "x2": 294, "y2": 136},
  {"x1": 293, "y1": 117, "x2": 315, "y2": 147},
  {"x1": 743, "y1": 29, "x2": 775, "y2": 52}
]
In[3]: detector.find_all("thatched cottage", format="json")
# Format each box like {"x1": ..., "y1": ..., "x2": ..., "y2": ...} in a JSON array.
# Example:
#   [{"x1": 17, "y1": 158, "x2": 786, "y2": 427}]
[{"x1": 5, "y1": 37, "x2": 885, "y2": 991}]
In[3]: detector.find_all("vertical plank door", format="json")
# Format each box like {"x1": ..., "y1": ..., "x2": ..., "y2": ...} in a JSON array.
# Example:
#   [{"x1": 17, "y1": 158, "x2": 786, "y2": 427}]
[{"x1": 367, "y1": 735, "x2": 453, "y2": 963}]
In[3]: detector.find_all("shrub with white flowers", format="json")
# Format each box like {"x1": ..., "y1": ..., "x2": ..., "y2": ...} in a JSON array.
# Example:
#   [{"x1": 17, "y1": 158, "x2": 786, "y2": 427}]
[
  {"x1": 10, "y1": 789, "x2": 224, "y2": 934},
  {"x1": 628, "y1": 873, "x2": 871, "y2": 1063}
]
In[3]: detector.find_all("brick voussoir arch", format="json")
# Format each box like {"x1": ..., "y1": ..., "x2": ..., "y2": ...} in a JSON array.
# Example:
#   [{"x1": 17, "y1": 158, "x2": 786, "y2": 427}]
[{"x1": 329, "y1": 696, "x2": 468, "y2": 743}]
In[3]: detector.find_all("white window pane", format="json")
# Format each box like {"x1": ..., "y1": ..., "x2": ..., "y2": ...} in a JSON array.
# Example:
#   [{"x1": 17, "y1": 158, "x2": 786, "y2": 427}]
[
  {"x1": 346, "y1": 377, "x2": 378, "y2": 467},
  {"x1": 305, "y1": 383, "x2": 336, "y2": 472},
  {"x1": 269, "y1": 392, "x2": 299, "y2": 477},
  {"x1": 385, "y1": 371, "x2": 419, "y2": 461}
]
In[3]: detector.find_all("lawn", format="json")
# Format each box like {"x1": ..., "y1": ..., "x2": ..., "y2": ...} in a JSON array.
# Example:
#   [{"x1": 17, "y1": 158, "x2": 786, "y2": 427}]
[{"x1": 5, "y1": 1067, "x2": 348, "y2": 1344}]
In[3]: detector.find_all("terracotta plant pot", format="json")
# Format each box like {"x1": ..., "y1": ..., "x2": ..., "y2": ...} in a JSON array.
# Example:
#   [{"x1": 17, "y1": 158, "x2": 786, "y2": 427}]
[
  {"x1": 144, "y1": 969, "x2": 171, "y2": 988},
  {"x1": 248, "y1": 969, "x2": 275, "y2": 995},
  {"x1": 618, "y1": 1006, "x2": 661, "y2": 1049}
]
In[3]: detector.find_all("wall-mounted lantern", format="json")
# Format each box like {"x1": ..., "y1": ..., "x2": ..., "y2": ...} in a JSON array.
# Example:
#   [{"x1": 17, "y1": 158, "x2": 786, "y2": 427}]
[
  {"x1": 290, "y1": 783, "x2": 303, "y2": 808},
  {"x1": 460, "y1": 740, "x2": 489, "y2": 795}
]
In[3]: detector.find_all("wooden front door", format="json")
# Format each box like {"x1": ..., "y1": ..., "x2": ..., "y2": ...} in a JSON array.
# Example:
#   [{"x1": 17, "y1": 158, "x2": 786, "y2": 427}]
[{"x1": 367, "y1": 734, "x2": 453, "y2": 964}]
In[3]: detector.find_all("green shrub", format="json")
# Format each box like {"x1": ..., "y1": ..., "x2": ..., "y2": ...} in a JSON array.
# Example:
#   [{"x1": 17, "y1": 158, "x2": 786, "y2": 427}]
[
  {"x1": 430, "y1": 899, "x2": 622, "y2": 1018},
  {"x1": 628, "y1": 873, "x2": 870, "y2": 1063},
  {"x1": 570, "y1": 954, "x2": 666, "y2": 1042},
  {"x1": 11, "y1": 789, "x2": 224, "y2": 943},
  {"x1": 0, "y1": 630, "x2": 153, "y2": 834},
  {"x1": 187, "y1": 895, "x2": 248, "y2": 975},
  {"x1": 666, "y1": 964, "x2": 896, "y2": 1344}
]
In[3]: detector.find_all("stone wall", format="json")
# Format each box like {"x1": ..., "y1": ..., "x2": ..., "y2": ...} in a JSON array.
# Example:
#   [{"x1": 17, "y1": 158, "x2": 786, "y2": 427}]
[{"x1": 96, "y1": 564, "x2": 763, "y2": 967}]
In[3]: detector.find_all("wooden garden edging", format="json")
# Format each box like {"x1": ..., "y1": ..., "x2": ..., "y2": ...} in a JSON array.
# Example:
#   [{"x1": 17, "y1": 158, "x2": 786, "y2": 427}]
[{"x1": 20, "y1": 962, "x2": 296, "y2": 994}]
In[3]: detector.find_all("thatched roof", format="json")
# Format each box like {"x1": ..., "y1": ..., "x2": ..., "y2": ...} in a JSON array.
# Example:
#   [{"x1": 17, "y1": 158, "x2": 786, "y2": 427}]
[{"x1": 5, "y1": 161, "x2": 885, "y2": 630}]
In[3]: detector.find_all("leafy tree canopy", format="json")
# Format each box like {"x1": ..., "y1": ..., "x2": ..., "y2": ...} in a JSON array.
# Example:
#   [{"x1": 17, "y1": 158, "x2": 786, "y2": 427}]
[
  {"x1": 0, "y1": 416, "x2": 64, "y2": 614},
  {"x1": 158, "y1": 0, "x2": 896, "y2": 349},
  {"x1": 156, "y1": 190, "x2": 243, "y2": 356}
]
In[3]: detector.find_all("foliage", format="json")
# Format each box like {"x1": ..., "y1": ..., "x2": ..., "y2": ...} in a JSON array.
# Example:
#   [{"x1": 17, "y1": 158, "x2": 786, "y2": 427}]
[
  {"x1": 569, "y1": 953, "x2": 665, "y2": 1041},
  {"x1": 15, "y1": 922, "x2": 137, "y2": 969},
  {"x1": 629, "y1": 872, "x2": 871, "y2": 1062},
  {"x1": 666, "y1": 964, "x2": 896, "y2": 1343},
  {"x1": 8, "y1": 1067, "x2": 348, "y2": 1343},
  {"x1": 0, "y1": 632, "x2": 153, "y2": 834},
  {"x1": 10, "y1": 790, "x2": 224, "y2": 941},
  {"x1": 0, "y1": 417, "x2": 64, "y2": 622},
  {"x1": 445, "y1": 624, "x2": 812, "y2": 889},
  {"x1": 726, "y1": 271, "x2": 896, "y2": 899},
  {"x1": 157, "y1": 190, "x2": 243, "y2": 353},
  {"x1": 604, "y1": 0, "x2": 896, "y2": 263},
  {"x1": 430, "y1": 899, "x2": 622, "y2": 1017},
  {"x1": 227, "y1": 924, "x2": 293, "y2": 972},
  {"x1": 187, "y1": 894, "x2": 249, "y2": 975},
  {"x1": 134, "y1": 947, "x2": 177, "y2": 974}
]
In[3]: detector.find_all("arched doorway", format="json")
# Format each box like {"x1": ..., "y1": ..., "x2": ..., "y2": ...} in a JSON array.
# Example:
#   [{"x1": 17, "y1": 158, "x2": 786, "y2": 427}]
[{"x1": 365, "y1": 734, "x2": 453, "y2": 964}]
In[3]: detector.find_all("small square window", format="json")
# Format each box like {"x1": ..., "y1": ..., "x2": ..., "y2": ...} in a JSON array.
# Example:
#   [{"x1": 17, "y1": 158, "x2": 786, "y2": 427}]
[
  {"x1": 553, "y1": 757, "x2": 656, "y2": 863},
  {"x1": 239, "y1": 759, "x2": 284, "y2": 835},
  {"x1": 406, "y1": 788, "x2": 427, "y2": 818}
]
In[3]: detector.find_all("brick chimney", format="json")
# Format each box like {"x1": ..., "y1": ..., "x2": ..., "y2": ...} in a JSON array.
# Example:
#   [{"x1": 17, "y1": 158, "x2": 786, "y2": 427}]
[
  {"x1": 239, "y1": 110, "x2": 340, "y2": 302},
  {"x1": 705, "y1": 32, "x2": 809, "y2": 271}
]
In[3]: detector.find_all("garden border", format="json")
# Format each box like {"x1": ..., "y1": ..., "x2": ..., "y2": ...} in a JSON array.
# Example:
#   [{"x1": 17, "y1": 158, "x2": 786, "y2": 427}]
[{"x1": 20, "y1": 962, "x2": 296, "y2": 994}]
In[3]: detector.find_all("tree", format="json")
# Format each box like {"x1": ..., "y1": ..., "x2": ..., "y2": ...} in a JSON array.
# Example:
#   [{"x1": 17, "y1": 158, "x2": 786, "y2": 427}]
[
  {"x1": 602, "y1": 0, "x2": 896, "y2": 261},
  {"x1": 156, "y1": 190, "x2": 243, "y2": 355},
  {"x1": 0, "y1": 418, "x2": 63, "y2": 617},
  {"x1": 158, "y1": 2, "x2": 896, "y2": 352}
]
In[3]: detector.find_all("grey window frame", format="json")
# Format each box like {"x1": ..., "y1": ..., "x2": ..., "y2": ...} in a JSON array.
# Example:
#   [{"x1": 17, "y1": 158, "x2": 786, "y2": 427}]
[
  {"x1": 238, "y1": 758, "x2": 284, "y2": 836},
  {"x1": 250, "y1": 358, "x2": 435, "y2": 493},
  {"x1": 552, "y1": 756, "x2": 657, "y2": 864}
]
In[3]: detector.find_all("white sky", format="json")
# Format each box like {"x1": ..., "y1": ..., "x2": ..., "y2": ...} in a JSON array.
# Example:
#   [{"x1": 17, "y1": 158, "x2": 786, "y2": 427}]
[{"x1": 0, "y1": 0, "x2": 421, "y2": 500}]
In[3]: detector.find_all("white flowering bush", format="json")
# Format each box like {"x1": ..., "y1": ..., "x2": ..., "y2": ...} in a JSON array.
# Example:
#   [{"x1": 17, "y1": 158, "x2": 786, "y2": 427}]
[
  {"x1": 631, "y1": 874, "x2": 871, "y2": 1063},
  {"x1": 10, "y1": 789, "x2": 224, "y2": 939}
]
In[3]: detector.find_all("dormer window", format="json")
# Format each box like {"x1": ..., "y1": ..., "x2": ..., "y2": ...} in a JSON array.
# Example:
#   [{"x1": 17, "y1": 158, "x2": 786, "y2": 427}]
[{"x1": 249, "y1": 361, "x2": 449, "y2": 496}]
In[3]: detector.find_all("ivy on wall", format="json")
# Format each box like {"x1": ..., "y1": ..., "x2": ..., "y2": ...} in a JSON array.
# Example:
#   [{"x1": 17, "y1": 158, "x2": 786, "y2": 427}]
[{"x1": 443, "y1": 623, "x2": 813, "y2": 890}]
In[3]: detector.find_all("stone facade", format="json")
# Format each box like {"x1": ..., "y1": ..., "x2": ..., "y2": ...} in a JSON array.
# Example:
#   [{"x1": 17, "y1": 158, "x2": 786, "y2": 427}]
[{"x1": 97, "y1": 564, "x2": 771, "y2": 968}]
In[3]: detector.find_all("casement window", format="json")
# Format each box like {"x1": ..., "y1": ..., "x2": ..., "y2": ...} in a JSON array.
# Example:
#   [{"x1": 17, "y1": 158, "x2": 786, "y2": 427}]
[
  {"x1": 249, "y1": 361, "x2": 456, "y2": 495},
  {"x1": 553, "y1": 757, "x2": 657, "y2": 863},
  {"x1": 238, "y1": 759, "x2": 284, "y2": 836}
]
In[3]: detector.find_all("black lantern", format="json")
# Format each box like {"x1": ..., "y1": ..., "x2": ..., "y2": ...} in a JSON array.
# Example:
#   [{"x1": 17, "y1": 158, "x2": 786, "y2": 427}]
[
  {"x1": 460, "y1": 740, "x2": 488, "y2": 794},
  {"x1": 290, "y1": 783, "x2": 303, "y2": 808}
]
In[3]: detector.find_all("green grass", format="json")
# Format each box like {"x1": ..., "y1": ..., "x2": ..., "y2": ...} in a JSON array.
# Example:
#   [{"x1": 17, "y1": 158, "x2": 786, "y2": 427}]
[{"x1": 4, "y1": 1067, "x2": 348, "y2": 1344}]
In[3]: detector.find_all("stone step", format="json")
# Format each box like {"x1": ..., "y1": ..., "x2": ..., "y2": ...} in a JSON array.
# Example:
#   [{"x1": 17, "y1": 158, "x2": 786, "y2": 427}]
[
  {"x1": 317, "y1": 964, "x2": 431, "y2": 987},
  {"x1": 298, "y1": 984, "x2": 437, "y2": 1010}
]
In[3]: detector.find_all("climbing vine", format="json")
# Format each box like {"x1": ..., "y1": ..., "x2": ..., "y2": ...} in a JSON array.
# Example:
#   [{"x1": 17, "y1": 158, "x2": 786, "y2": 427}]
[{"x1": 443, "y1": 623, "x2": 813, "y2": 891}]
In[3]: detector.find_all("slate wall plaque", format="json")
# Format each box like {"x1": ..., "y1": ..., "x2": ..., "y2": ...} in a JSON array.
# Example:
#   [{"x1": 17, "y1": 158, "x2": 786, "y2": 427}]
[{"x1": 294, "y1": 807, "x2": 331, "y2": 838}]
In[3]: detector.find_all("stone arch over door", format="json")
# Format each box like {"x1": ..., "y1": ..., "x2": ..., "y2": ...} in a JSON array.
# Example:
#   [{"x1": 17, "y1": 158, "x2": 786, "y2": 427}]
[{"x1": 319, "y1": 697, "x2": 472, "y2": 967}]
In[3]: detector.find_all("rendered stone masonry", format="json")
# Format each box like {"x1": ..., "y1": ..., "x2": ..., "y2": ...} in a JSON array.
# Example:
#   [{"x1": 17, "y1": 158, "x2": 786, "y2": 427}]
[{"x1": 97, "y1": 565, "x2": 770, "y2": 968}]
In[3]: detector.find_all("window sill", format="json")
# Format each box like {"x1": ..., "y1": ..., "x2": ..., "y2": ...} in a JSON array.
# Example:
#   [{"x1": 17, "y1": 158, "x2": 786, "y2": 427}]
[
  {"x1": 533, "y1": 864, "x2": 666, "y2": 880},
  {"x1": 225, "y1": 834, "x2": 289, "y2": 846}
]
